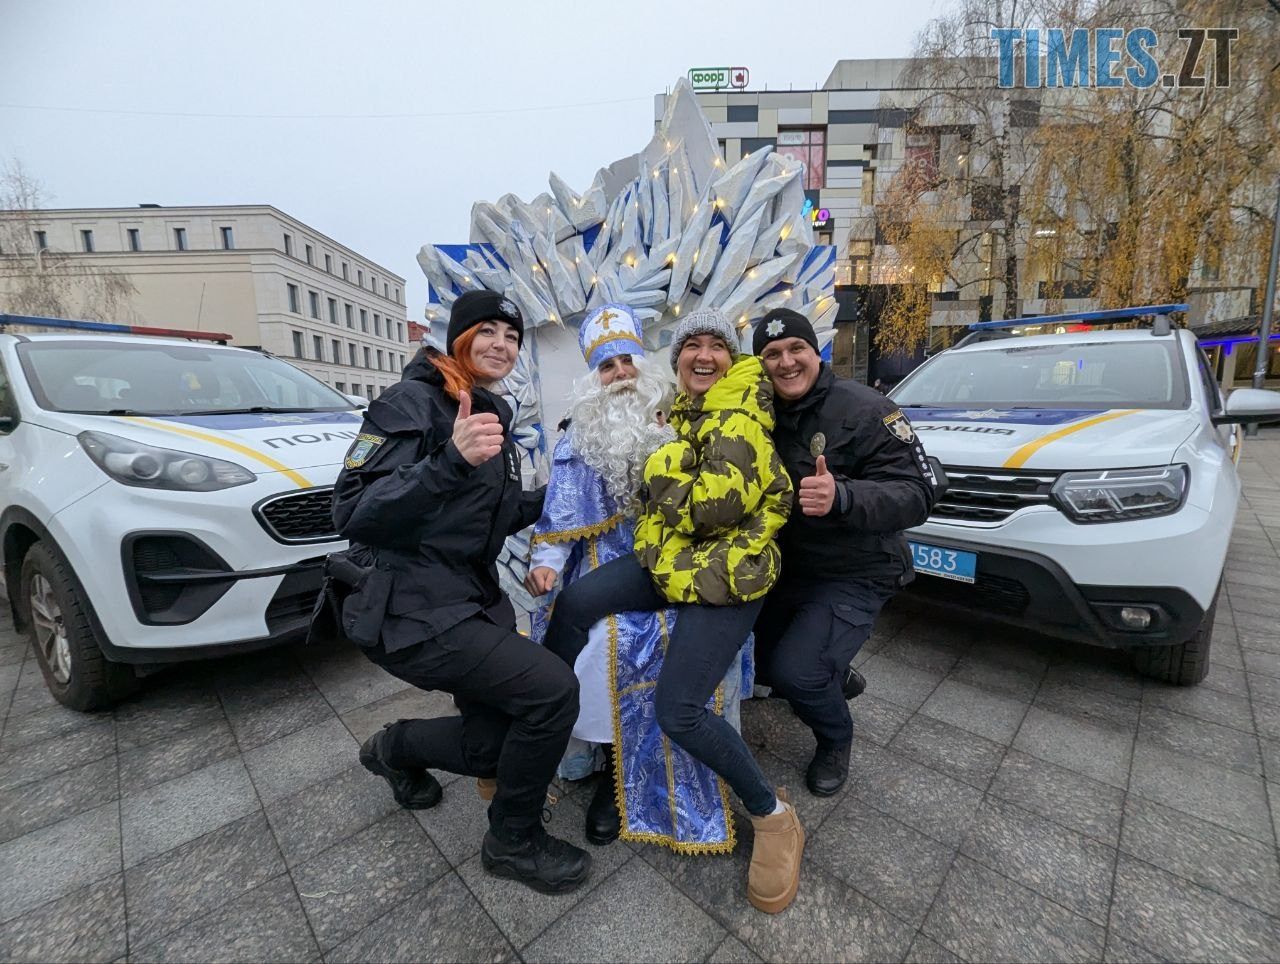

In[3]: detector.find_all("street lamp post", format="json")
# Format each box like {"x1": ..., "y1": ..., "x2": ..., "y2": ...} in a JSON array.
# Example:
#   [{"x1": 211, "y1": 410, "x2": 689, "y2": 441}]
[{"x1": 1246, "y1": 181, "x2": 1280, "y2": 437}]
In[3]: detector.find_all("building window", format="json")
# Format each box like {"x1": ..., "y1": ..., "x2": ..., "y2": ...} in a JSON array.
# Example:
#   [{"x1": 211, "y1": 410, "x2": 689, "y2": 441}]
[
  {"x1": 220, "y1": 226, "x2": 234, "y2": 250},
  {"x1": 726, "y1": 104, "x2": 758, "y2": 123},
  {"x1": 360, "y1": 309, "x2": 368, "y2": 332},
  {"x1": 775, "y1": 129, "x2": 826, "y2": 190},
  {"x1": 313, "y1": 334, "x2": 324, "y2": 360},
  {"x1": 328, "y1": 298, "x2": 338, "y2": 323},
  {"x1": 332, "y1": 338, "x2": 341, "y2": 363},
  {"x1": 173, "y1": 227, "x2": 188, "y2": 251},
  {"x1": 861, "y1": 168, "x2": 875, "y2": 207},
  {"x1": 287, "y1": 283, "x2": 300, "y2": 313},
  {"x1": 127, "y1": 228, "x2": 141, "y2": 251},
  {"x1": 283, "y1": 233, "x2": 293, "y2": 256},
  {"x1": 363, "y1": 346, "x2": 371, "y2": 368},
  {"x1": 305, "y1": 243, "x2": 314, "y2": 265},
  {"x1": 78, "y1": 229, "x2": 94, "y2": 253},
  {"x1": 397, "y1": 321, "x2": 404, "y2": 342},
  {"x1": 357, "y1": 269, "x2": 364, "y2": 287},
  {"x1": 395, "y1": 287, "x2": 400, "y2": 303},
  {"x1": 292, "y1": 330, "x2": 304, "y2": 356},
  {"x1": 341, "y1": 261, "x2": 348, "y2": 280},
  {"x1": 349, "y1": 343, "x2": 357, "y2": 366},
  {"x1": 849, "y1": 239, "x2": 872, "y2": 286},
  {"x1": 335, "y1": 381, "x2": 346, "y2": 393},
  {"x1": 367, "y1": 383, "x2": 375, "y2": 400},
  {"x1": 308, "y1": 290, "x2": 320, "y2": 319},
  {"x1": 374, "y1": 314, "x2": 381, "y2": 337},
  {"x1": 344, "y1": 303, "x2": 354, "y2": 328},
  {"x1": 384, "y1": 283, "x2": 389, "y2": 299},
  {"x1": 324, "y1": 253, "x2": 332, "y2": 273},
  {"x1": 33, "y1": 229, "x2": 48, "y2": 251},
  {"x1": 376, "y1": 349, "x2": 384, "y2": 370},
  {"x1": 370, "y1": 273, "x2": 377, "y2": 291}
]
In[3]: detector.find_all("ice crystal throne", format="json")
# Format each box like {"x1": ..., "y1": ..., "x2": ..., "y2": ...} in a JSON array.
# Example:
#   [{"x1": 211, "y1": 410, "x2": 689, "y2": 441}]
[{"x1": 419, "y1": 78, "x2": 836, "y2": 609}]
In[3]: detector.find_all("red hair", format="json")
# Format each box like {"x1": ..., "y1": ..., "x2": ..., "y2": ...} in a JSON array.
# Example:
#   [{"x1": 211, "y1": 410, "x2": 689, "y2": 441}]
[{"x1": 430, "y1": 327, "x2": 486, "y2": 401}]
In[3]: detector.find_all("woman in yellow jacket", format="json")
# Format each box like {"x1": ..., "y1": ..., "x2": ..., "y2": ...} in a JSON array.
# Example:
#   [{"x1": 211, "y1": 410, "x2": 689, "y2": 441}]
[{"x1": 544, "y1": 309, "x2": 804, "y2": 914}]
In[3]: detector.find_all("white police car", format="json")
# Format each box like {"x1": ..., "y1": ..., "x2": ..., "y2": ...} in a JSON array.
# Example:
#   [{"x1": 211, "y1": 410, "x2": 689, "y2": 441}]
[
  {"x1": 890, "y1": 305, "x2": 1280, "y2": 685},
  {"x1": 0, "y1": 317, "x2": 361, "y2": 709}
]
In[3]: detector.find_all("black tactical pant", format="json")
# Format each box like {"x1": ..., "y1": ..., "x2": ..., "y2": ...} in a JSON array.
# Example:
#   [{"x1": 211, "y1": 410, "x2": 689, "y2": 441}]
[
  {"x1": 753, "y1": 579, "x2": 892, "y2": 747},
  {"x1": 366, "y1": 612, "x2": 580, "y2": 836}
]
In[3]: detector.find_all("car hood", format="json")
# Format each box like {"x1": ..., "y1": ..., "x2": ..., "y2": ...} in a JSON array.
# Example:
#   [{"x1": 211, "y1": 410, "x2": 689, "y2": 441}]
[
  {"x1": 900, "y1": 407, "x2": 1200, "y2": 470},
  {"x1": 36, "y1": 409, "x2": 364, "y2": 480}
]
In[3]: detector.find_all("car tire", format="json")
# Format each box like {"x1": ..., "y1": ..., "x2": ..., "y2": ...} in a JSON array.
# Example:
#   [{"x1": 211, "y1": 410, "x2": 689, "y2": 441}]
[
  {"x1": 1129, "y1": 585, "x2": 1218, "y2": 687},
  {"x1": 20, "y1": 541, "x2": 138, "y2": 711}
]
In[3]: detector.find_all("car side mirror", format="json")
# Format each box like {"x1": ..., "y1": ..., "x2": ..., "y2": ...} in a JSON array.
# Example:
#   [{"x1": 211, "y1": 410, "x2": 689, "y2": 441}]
[
  {"x1": 1212, "y1": 387, "x2": 1280, "y2": 425},
  {"x1": 343, "y1": 393, "x2": 369, "y2": 409}
]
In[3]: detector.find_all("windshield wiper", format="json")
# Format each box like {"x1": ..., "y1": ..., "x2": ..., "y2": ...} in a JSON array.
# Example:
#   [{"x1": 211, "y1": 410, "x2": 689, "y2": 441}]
[{"x1": 100, "y1": 409, "x2": 175, "y2": 417}]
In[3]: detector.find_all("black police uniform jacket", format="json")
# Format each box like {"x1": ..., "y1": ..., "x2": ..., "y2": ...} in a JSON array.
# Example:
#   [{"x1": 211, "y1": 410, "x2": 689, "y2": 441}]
[
  {"x1": 330, "y1": 349, "x2": 544, "y2": 652},
  {"x1": 772, "y1": 365, "x2": 938, "y2": 589}
]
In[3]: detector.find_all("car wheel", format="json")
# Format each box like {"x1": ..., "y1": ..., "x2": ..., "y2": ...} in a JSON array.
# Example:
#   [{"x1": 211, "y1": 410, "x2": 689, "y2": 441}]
[
  {"x1": 1129, "y1": 584, "x2": 1218, "y2": 687},
  {"x1": 20, "y1": 541, "x2": 138, "y2": 711}
]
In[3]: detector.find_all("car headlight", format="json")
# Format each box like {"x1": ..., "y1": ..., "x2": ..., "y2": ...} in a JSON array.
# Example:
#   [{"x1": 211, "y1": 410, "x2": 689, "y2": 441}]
[
  {"x1": 1052, "y1": 464, "x2": 1188, "y2": 523},
  {"x1": 78, "y1": 431, "x2": 256, "y2": 491}
]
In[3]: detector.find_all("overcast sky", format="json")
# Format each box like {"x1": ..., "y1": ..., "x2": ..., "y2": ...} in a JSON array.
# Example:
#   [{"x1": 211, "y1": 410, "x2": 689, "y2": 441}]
[{"x1": 0, "y1": 0, "x2": 941, "y2": 317}]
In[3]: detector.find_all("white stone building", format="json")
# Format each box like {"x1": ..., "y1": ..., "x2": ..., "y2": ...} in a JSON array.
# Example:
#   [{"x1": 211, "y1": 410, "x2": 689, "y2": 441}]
[{"x1": 0, "y1": 204, "x2": 412, "y2": 399}]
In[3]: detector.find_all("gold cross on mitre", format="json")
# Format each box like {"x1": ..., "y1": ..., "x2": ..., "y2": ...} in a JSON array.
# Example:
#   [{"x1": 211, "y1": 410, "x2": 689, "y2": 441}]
[{"x1": 597, "y1": 309, "x2": 618, "y2": 331}]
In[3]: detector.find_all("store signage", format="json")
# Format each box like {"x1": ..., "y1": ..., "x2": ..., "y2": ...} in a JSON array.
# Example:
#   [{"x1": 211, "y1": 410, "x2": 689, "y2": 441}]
[
  {"x1": 801, "y1": 190, "x2": 830, "y2": 228},
  {"x1": 688, "y1": 67, "x2": 750, "y2": 90}
]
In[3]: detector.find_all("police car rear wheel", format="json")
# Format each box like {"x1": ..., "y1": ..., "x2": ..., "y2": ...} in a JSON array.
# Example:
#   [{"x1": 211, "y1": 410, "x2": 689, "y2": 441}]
[
  {"x1": 1129, "y1": 584, "x2": 1217, "y2": 687},
  {"x1": 20, "y1": 542, "x2": 137, "y2": 711}
]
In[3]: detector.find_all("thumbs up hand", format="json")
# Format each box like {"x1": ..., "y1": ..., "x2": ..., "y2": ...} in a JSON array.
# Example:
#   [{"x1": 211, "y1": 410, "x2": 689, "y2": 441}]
[
  {"x1": 451, "y1": 390, "x2": 504, "y2": 466},
  {"x1": 798, "y1": 454, "x2": 837, "y2": 517}
]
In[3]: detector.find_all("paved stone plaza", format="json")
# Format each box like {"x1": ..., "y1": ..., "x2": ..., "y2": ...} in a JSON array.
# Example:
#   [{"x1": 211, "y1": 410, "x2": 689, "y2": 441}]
[{"x1": 1, "y1": 434, "x2": 1279, "y2": 963}]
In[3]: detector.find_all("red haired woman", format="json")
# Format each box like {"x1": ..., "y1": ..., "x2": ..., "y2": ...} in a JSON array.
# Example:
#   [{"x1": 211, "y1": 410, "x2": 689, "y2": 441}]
[{"x1": 331, "y1": 290, "x2": 590, "y2": 896}]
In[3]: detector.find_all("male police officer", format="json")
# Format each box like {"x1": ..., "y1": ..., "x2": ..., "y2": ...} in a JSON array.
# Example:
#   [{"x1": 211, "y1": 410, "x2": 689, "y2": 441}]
[{"x1": 752, "y1": 308, "x2": 939, "y2": 795}]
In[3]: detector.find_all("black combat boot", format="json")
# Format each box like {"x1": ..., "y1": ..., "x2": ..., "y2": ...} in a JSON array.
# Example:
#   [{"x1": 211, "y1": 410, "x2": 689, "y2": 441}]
[
  {"x1": 481, "y1": 823, "x2": 592, "y2": 894},
  {"x1": 841, "y1": 665, "x2": 867, "y2": 700},
  {"x1": 359, "y1": 724, "x2": 442, "y2": 810},
  {"x1": 805, "y1": 740, "x2": 851, "y2": 797},
  {"x1": 585, "y1": 745, "x2": 621, "y2": 845}
]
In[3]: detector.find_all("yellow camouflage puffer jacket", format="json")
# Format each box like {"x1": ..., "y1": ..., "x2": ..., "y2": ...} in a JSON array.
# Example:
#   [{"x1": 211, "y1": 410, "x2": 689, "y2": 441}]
[{"x1": 634, "y1": 355, "x2": 793, "y2": 605}]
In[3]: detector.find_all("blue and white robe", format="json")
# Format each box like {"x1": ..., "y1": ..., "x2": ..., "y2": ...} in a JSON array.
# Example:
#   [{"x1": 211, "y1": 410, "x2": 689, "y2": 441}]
[{"x1": 530, "y1": 432, "x2": 751, "y2": 854}]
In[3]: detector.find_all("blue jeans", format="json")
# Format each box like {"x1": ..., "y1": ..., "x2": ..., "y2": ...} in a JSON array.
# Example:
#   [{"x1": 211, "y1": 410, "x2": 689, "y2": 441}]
[{"x1": 543, "y1": 554, "x2": 776, "y2": 817}]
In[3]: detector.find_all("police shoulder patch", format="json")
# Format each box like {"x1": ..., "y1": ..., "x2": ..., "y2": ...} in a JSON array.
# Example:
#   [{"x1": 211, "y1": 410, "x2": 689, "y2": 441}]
[
  {"x1": 882, "y1": 410, "x2": 915, "y2": 444},
  {"x1": 344, "y1": 433, "x2": 385, "y2": 469}
]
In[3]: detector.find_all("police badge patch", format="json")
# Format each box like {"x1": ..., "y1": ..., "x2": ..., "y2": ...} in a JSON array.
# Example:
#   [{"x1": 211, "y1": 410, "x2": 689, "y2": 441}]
[
  {"x1": 499, "y1": 299, "x2": 519, "y2": 318},
  {"x1": 344, "y1": 433, "x2": 385, "y2": 469},
  {"x1": 882, "y1": 411, "x2": 915, "y2": 444}
]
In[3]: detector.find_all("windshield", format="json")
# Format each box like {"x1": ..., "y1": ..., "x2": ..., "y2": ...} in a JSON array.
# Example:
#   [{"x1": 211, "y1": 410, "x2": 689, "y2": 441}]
[
  {"x1": 891, "y1": 340, "x2": 1189, "y2": 410},
  {"x1": 17, "y1": 340, "x2": 353, "y2": 415}
]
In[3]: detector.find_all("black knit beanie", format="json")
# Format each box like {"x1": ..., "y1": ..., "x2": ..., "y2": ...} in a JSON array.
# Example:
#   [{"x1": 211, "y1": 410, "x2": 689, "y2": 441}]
[
  {"x1": 752, "y1": 308, "x2": 819, "y2": 356},
  {"x1": 447, "y1": 290, "x2": 524, "y2": 355}
]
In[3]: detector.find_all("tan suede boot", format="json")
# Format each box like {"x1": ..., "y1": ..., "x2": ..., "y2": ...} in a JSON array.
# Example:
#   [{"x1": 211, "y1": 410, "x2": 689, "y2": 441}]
[
  {"x1": 747, "y1": 788, "x2": 805, "y2": 913},
  {"x1": 477, "y1": 777, "x2": 497, "y2": 801}
]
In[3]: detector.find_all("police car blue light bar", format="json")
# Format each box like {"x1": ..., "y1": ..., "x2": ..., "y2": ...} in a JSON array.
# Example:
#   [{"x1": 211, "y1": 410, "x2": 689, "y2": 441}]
[
  {"x1": 967, "y1": 303, "x2": 1188, "y2": 331},
  {"x1": 0, "y1": 313, "x2": 232, "y2": 344}
]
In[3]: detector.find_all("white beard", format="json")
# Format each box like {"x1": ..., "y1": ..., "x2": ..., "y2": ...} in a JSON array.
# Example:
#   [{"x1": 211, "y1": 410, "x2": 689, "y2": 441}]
[{"x1": 568, "y1": 356, "x2": 674, "y2": 516}]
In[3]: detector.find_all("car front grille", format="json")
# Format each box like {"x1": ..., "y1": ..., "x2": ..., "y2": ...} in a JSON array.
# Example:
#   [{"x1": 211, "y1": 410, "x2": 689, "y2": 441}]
[
  {"x1": 913, "y1": 570, "x2": 1031, "y2": 616},
  {"x1": 931, "y1": 466, "x2": 1061, "y2": 525},
  {"x1": 255, "y1": 487, "x2": 340, "y2": 544}
]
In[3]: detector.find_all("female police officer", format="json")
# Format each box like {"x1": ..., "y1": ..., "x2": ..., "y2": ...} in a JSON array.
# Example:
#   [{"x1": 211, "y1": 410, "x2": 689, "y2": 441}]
[{"x1": 331, "y1": 289, "x2": 590, "y2": 895}]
